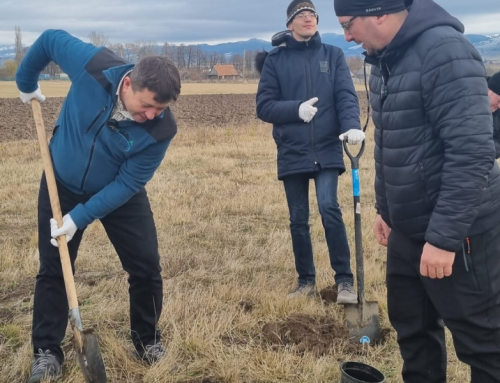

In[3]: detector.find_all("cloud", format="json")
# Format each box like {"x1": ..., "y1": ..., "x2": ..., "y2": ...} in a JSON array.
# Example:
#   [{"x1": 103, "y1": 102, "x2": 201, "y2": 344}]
[{"x1": 0, "y1": 0, "x2": 498, "y2": 45}]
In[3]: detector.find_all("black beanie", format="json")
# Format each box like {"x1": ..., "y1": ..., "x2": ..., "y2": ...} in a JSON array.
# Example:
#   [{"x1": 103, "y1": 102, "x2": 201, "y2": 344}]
[
  {"x1": 286, "y1": 0, "x2": 318, "y2": 26},
  {"x1": 488, "y1": 72, "x2": 500, "y2": 96},
  {"x1": 334, "y1": 0, "x2": 407, "y2": 17}
]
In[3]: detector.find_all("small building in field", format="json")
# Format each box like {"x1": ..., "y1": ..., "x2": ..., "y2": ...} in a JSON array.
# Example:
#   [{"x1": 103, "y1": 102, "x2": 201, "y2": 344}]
[{"x1": 207, "y1": 65, "x2": 240, "y2": 80}]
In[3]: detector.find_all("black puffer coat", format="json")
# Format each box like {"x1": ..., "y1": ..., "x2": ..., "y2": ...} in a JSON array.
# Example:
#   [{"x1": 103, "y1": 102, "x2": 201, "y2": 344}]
[{"x1": 367, "y1": 0, "x2": 500, "y2": 252}]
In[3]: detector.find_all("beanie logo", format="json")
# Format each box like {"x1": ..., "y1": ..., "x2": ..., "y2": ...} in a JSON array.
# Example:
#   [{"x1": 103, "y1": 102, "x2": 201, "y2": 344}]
[{"x1": 366, "y1": 7, "x2": 382, "y2": 13}]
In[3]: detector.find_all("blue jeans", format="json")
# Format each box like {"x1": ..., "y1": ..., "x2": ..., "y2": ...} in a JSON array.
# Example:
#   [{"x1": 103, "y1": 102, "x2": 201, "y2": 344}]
[{"x1": 283, "y1": 169, "x2": 353, "y2": 285}]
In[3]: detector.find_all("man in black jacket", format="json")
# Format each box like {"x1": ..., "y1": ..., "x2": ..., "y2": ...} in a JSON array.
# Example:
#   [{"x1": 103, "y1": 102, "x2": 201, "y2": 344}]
[
  {"x1": 334, "y1": 0, "x2": 500, "y2": 382},
  {"x1": 487, "y1": 71, "x2": 500, "y2": 157},
  {"x1": 256, "y1": 0, "x2": 365, "y2": 304}
]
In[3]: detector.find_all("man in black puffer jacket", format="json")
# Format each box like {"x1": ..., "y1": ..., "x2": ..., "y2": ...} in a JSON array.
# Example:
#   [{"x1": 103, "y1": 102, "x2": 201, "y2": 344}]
[
  {"x1": 256, "y1": 0, "x2": 365, "y2": 304},
  {"x1": 487, "y1": 71, "x2": 500, "y2": 157},
  {"x1": 334, "y1": 0, "x2": 500, "y2": 382}
]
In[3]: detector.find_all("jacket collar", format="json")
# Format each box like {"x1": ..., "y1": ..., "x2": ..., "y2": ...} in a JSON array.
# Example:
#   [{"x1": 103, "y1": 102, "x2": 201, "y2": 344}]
[{"x1": 103, "y1": 63, "x2": 135, "y2": 96}]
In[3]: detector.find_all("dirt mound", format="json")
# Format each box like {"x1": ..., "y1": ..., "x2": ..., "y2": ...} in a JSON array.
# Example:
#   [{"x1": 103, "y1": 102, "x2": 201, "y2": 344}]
[
  {"x1": 319, "y1": 284, "x2": 338, "y2": 304},
  {"x1": 262, "y1": 313, "x2": 349, "y2": 356},
  {"x1": 262, "y1": 312, "x2": 393, "y2": 357},
  {"x1": 0, "y1": 91, "x2": 368, "y2": 142}
]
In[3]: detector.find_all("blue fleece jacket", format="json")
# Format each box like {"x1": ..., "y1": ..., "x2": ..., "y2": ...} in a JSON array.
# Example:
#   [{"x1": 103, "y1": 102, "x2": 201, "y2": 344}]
[{"x1": 16, "y1": 30, "x2": 177, "y2": 229}]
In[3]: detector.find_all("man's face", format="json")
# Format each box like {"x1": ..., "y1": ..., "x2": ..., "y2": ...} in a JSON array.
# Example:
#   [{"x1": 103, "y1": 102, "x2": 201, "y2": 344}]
[
  {"x1": 288, "y1": 10, "x2": 318, "y2": 41},
  {"x1": 338, "y1": 15, "x2": 382, "y2": 55},
  {"x1": 489, "y1": 89, "x2": 500, "y2": 113},
  {"x1": 121, "y1": 77, "x2": 170, "y2": 123}
]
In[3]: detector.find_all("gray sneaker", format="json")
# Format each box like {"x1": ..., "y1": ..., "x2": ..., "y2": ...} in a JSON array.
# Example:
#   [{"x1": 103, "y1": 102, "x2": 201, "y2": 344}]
[
  {"x1": 287, "y1": 283, "x2": 317, "y2": 299},
  {"x1": 28, "y1": 349, "x2": 62, "y2": 383},
  {"x1": 137, "y1": 342, "x2": 167, "y2": 365},
  {"x1": 337, "y1": 282, "x2": 358, "y2": 305}
]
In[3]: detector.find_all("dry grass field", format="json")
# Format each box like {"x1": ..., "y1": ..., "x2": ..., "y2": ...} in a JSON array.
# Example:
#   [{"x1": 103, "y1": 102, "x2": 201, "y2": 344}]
[
  {"x1": 0, "y1": 85, "x2": 470, "y2": 382},
  {"x1": 0, "y1": 81, "x2": 367, "y2": 98}
]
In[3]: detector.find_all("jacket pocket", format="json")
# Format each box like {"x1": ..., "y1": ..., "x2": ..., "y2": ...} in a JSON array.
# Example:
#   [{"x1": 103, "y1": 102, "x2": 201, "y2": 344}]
[{"x1": 462, "y1": 238, "x2": 480, "y2": 292}]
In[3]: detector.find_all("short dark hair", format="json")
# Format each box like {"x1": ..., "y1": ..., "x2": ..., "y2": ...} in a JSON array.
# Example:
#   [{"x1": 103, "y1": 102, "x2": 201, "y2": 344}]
[{"x1": 129, "y1": 56, "x2": 181, "y2": 103}]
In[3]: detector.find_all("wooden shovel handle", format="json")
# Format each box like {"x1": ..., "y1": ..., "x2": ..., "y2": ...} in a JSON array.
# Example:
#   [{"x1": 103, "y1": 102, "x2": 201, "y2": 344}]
[{"x1": 31, "y1": 99, "x2": 79, "y2": 311}]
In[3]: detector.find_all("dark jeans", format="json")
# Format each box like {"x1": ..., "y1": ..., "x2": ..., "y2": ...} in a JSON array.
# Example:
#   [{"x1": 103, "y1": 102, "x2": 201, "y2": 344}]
[
  {"x1": 33, "y1": 174, "x2": 163, "y2": 364},
  {"x1": 282, "y1": 169, "x2": 353, "y2": 285},
  {"x1": 387, "y1": 226, "x2": 500, "y2": 383}
]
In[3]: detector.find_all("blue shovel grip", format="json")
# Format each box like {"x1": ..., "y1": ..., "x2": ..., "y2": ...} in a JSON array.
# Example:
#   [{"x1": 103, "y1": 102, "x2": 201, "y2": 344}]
[{"x1": 352, "y1": 169, "x2": 360, "y2": 197}]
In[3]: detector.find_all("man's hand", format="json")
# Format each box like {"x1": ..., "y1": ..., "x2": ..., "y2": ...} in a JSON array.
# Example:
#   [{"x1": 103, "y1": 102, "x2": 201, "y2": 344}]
[
  {"x1": 299, "y1": 97, "x2": 319, "y2": 123},
  {"x1": 420, "y1": 243, "x2": 455, "y2": 279},
  {"x1": 50, "y1": 214, "x2": 77, "y2": 247},
  {"x1": 373, "y1": 214, "x2": 391, "y2": 247},
  {"x1": 339, "y1": 129, "x2": 365, "y2": 145},
  {"x1": 19, "y1": 84, "x2": 46, "y2": 104}
]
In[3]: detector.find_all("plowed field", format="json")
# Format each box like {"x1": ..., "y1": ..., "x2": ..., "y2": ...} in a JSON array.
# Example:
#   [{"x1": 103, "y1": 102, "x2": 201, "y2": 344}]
[{"x1": 0, "y1": 92, "x2": 368, "y2": 142}]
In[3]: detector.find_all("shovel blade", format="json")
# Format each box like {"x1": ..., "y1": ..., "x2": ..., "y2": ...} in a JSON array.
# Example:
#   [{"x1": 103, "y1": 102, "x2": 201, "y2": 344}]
[
  {"x1": 345, "y1": 300, "x2": 381, "y2": 343},
  {"x1": 75, "y1": 330, "x2": 107, "y2": 383}
]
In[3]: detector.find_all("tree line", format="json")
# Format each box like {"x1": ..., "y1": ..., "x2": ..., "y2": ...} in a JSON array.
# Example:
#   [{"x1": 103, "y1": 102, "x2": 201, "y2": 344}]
[{"x1": 0, "y1": 28, "x2": 263, "y2": 79}]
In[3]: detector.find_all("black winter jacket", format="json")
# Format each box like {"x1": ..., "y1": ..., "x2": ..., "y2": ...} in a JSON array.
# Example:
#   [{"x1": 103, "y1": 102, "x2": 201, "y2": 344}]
[
  {"x1": 367, "y1": 0, "x2": 500, "y2": 252},
  {"x1": 256, "y1": 32, "x2": 360, "y2": 179}
]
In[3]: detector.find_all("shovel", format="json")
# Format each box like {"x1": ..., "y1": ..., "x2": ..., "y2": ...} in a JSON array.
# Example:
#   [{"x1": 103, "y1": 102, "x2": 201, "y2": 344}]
[
  {"x1": 342, "y1": 140, "x2": 381, "y2": 343},
  {"x1": 31, "y1": 99, "x2": 107, "y2": 383}
]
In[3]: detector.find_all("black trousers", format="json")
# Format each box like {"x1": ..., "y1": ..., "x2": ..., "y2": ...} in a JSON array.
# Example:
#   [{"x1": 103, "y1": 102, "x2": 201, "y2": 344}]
[
  {"x1": 33, "y1": 174, "x2": 163, "y2": 363},
  {"x1": 387, "y1": 225, "x2": 500, "y2": 383}
]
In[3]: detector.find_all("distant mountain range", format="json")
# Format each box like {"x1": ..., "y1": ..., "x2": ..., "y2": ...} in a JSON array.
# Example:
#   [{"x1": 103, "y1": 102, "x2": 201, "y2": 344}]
[{"x1": 1, "y1": 33, "x2": 499, "y2": 64}]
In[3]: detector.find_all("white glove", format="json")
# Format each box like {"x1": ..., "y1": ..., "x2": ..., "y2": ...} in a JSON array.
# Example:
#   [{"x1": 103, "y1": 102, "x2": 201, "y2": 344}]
[
  {"x1": 19, "y1": 84, "x2": 46, "y2": 104},
  {"x1": 299, "y1": 97, "x2": 319, "y2": 123},
  {"x1": 339, "y1": 129, "x2": 365, "y2": 145},
  {"x1": 50, "y1": 214, "x2": 78, "y2": 247}
]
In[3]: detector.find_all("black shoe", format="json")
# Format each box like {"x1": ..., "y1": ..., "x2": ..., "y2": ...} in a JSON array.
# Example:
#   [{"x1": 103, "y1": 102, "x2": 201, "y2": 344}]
[
  {"x1": 137, "y1": 342, "x2": 167, "y2": 365},
  {"x1": 28, "y1": 349, "x2": 62, "y2": 383}
]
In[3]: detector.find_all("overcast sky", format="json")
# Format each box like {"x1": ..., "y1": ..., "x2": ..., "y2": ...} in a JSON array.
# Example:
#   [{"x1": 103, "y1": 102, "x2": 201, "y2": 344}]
[{"x1": 0, "y1": 0, "x2": 499, "y2": 46}]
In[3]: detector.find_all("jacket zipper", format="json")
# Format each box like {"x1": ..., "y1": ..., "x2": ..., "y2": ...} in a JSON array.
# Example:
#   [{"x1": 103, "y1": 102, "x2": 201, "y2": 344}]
[
  {"x1": 85, "y1": 106, "x2": 108, "y2": 134},
  {"x1": 462, "y1": 237, "x2": 479, "y2": 290},
  {"x1": 305, "y1": 44, "x2": 318, "y2": 164},
  {"x1": 80, "y1": 123, "x2": 107, "y2": 191},
  {"x1": 80, "y1": 106, "x2": 109, "y2": 191}
]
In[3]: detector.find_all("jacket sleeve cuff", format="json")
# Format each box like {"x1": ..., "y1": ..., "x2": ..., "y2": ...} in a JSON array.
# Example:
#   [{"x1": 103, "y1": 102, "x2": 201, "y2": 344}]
[
  {"x1": 425, "y1": 232, "x2": 462, "y2": 253},
  {"x1": 69, "y1": 204, "x2": 94, "y2": 230}
]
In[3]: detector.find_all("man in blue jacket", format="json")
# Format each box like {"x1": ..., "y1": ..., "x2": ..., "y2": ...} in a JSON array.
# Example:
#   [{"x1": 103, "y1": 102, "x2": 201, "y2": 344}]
[
  {"x1": 16, "y1": 30, "x2": 180, "y2": 382},
  {"x1": 256, "y1": 0, "x2": 365, "y2": 304}
]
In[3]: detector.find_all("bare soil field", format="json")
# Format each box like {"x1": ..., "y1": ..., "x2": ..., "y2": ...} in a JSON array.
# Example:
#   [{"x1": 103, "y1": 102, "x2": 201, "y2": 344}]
[{"x1": 0, "y1": 92, "x2": 369, "y2": 142}]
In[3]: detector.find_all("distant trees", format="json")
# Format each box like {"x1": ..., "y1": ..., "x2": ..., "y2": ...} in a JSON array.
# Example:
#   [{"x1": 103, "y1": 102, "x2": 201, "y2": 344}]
[
  {"x1": 4, "y1": 28, "x2": 264, "y2": 80},
  {"x1": 0, "y1": 60, "x2": 18, "y2": 77},
  {"x1": 14, "y1": 26, "x2": 24, "y2": 64},
  {"x1": 88, "y1": 31, "x2": 111, "y2": 48}
]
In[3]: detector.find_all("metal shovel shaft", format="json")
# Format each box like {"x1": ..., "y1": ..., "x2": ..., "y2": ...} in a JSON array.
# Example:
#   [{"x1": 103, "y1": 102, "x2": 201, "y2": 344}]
[{"x1": 343, "y1": 140, "x2": 381, "y2": 342}]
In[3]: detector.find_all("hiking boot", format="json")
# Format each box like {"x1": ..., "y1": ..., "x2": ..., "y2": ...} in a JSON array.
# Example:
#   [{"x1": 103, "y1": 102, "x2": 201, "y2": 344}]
[
  {"x1": 287, "y1": 283, "x2": 317, "y2": 299},
  {"x1": 28, "y1": 349, "x2": 62, "y2": 383},
  {"x1": 137, "y1": 342, "x2": 167, "y2": 365},
  {"x1": 337, "y1": 282, "x2": 358, "y2": 305}
]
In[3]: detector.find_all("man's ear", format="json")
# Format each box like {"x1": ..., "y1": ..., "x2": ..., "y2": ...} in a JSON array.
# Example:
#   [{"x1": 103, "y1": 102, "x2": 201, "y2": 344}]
[
  {"x1": 376, "y1": 14, "x2": 388, "y2": 25},
  {"x1": 122, "y1": 76, "x2": 132, "y2": 91}
]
